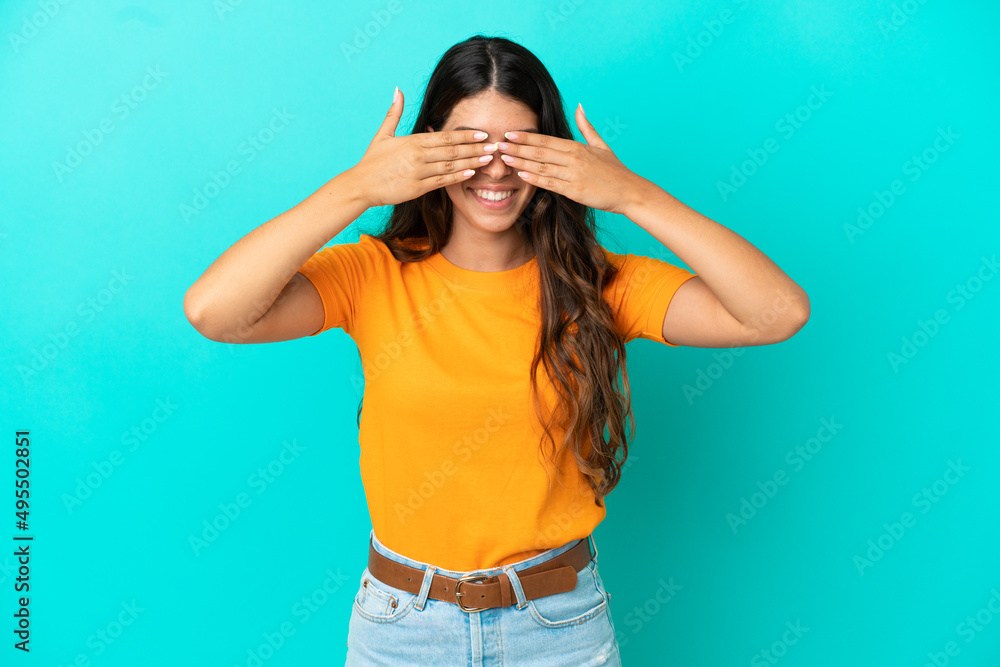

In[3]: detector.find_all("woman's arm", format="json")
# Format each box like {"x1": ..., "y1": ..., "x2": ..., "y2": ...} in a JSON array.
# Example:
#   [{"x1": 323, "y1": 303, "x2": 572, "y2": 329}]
[
  {"x1": 624, "y1": 179, "x2": 810, "y2": 348},
  {"x1": 494, "y1": 113, "x2": 808, "y2": 349},
  {"x1": 183, "y1": 169, "x2": 369, "y2": 343},
  {"x1": 184, "y1": 88, "x2": 494, "y2": 344}
]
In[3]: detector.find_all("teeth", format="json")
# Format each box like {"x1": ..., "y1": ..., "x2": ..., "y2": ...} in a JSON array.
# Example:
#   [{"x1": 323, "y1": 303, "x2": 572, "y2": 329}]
[{"x1": 472, "y1": 189, "x2": 514, "y2": 202}]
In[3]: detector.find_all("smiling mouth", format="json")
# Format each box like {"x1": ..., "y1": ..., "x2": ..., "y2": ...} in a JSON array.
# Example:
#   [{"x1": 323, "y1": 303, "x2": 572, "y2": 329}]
[{"x1": 469, "y1": 187, "x2": 517, "y2": 202}]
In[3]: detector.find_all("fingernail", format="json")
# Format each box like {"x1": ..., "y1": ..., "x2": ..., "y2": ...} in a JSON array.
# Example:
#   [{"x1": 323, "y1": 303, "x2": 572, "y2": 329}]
[
  {"x1": 393, "y1": 86, "x2": 399, "y2": 103},
  {"x1": 473, "y1": 131, "x2": 488, "y2": 140},
  {"x1": 504, "y1": 132, "x2": 518, "y2": 141}
]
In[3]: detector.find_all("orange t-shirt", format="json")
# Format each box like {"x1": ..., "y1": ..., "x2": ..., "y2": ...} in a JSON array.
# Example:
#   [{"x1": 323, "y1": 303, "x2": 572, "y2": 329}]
[{"x1": 297, "y1": 233, "x2": 696, "y2": 571}]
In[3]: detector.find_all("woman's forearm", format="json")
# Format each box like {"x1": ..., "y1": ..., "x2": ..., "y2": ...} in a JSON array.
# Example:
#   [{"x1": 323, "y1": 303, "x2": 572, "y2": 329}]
[
  {"x1": 623, "y1": 176, "x2": 810, "y2": 331},
  {"x1": 183, "y1": 168, "x2": 369, "y2": 339}
]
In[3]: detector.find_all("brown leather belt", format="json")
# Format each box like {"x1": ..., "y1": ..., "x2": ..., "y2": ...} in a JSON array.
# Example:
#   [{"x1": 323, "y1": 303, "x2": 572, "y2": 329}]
[{"x1": 367, "y1": 535, "x2": 596, "y2": 612}]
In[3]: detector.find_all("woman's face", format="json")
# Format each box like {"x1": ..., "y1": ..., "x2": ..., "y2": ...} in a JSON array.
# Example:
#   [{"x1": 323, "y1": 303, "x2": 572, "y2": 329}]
[{"x1": 429, "y1": 89, "x2": 539, "y2": 236}]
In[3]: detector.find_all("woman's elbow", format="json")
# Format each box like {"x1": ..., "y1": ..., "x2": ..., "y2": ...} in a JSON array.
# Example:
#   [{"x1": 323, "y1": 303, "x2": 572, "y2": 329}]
[
  {"x1": 183, "y1": 287, "x2": 221, "y2": 340},
  {"x1": 782, "y1": 291, "x2": 810, "y2": 340}
]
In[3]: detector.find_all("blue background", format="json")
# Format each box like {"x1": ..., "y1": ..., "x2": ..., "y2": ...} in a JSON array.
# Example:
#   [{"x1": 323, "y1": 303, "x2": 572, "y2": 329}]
[{"x1": 2, "y1": 1, "x2": 998, "y2": 665}]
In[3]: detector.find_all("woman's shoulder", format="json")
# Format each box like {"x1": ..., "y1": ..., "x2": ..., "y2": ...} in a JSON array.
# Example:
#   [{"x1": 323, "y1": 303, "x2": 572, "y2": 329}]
[{"x1": 594, "y1": 243, "x2": 628, "y2": 270}]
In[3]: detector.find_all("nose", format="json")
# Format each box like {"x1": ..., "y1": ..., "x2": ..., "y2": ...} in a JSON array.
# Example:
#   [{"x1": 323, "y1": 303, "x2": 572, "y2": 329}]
[{"x1": 480, "y1": 143, "x2": 512, "y2": 179}]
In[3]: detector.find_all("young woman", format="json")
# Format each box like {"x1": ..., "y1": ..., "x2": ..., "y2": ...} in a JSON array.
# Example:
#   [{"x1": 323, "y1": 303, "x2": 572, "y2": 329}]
[{"x1": 184, "y1": 35, "x2": 808, "y2": 666}]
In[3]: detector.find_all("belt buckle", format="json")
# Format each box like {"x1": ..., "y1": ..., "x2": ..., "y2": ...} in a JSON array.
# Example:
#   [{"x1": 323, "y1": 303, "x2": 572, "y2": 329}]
[{"x1": 454, "y1": 573, "x2": 491, "y2": 612}]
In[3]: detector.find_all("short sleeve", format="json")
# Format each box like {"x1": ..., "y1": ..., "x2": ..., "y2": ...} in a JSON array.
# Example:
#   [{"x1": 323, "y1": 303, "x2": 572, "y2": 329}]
[
  {"x1": 602, "y1": 248, "x2": 698, "y2": 346},
  {"x1": 297, "y1": 233, "x2": 384, "y2": 336}
]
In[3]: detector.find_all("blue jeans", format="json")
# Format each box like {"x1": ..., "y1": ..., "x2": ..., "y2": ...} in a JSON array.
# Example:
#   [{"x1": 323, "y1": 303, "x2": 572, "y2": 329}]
[{"x1": 345, "y1": 529, "x2": 621, "y2": 666}]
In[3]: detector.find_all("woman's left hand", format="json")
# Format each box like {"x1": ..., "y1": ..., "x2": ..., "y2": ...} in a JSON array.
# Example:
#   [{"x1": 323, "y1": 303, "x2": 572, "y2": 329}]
[{"x1": 498, "y1": 104, "x2": 647, "y2": 216}]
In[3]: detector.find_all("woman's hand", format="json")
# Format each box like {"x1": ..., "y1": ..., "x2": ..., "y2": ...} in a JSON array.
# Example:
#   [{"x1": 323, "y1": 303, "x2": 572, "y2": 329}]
[
  {"x1": 497, "y1": 104, "x2": 647, "y2": 216},
  {"x1": 349, "y1": 88, "x2": 493, "y2": 208}
]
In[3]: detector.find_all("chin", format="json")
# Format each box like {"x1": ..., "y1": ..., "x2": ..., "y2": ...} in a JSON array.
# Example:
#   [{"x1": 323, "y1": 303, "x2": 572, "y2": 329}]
[{"x1": 463, "y1": 214, "x2": 520, "y2": 234}]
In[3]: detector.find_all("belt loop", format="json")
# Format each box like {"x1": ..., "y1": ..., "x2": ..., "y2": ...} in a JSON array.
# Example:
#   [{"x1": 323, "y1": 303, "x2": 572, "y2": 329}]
[
  {"x1": 587, "y1": 533, "x2": 598, "y2": 564},
  {"x1": 414, "y1": 564, "x2": 436, "y2": 611},
  {"x1": 500, "y1": 564, "x2": 528, "y2": 610},
  {"x1": 497, "y1": 571, "x2": 512, "y2": 608}
]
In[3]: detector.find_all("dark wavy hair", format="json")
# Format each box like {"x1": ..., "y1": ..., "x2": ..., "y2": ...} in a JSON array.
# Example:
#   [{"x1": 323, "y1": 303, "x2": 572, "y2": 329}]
[{"x1": 359, "y1": 34, "x2": 635, "y2": 507}]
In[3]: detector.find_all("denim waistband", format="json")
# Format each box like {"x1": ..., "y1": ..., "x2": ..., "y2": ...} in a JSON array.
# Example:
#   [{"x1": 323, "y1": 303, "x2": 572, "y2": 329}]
[{"x1": 368, "y1": 529, "x2": 590, "y2": 579}]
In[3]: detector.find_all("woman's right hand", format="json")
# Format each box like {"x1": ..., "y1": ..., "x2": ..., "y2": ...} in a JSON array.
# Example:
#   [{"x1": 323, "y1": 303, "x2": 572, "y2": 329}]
[{"x1": 348, "y1": 88, "x2": 494, "y2": 208}]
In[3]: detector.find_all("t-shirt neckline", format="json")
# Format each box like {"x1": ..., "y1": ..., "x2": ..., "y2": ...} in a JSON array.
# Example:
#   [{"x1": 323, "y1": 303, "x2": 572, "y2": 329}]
[{"x1": 425, "y1": 247, "x2": 538, "y2": 292}]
